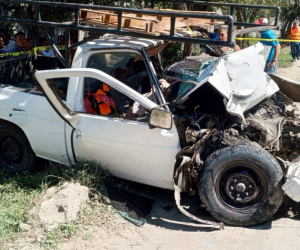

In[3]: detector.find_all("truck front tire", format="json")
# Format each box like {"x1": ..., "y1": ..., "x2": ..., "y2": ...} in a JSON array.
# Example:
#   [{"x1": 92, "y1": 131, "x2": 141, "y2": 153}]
[
  {"x1": 198, "y1": 144, "x2": 284, "y2": 226},
  {"x1": 0, "y1": 121, "x2": 36, "y2": 173}
]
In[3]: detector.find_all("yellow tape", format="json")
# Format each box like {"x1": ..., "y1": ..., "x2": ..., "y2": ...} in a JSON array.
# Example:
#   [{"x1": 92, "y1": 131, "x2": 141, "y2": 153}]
[
  {"x1": 33, "y1": 45, "x2": 67, "y2": 51},
  {"x1": 187, "y1": 26, "x2": 197, "y2": 37},
  {"x1": 0, "y1": 38, "x2": 297, "y2": 58},
  {"x1": 0, "y1": 51, "x2": 32, "y2": 58},
  {"x1": 235, "y1": 37, "x2": 300, "y2": 42},
  {"x1": 0, "y1": 45, "x2": 68, "y2": 58}
]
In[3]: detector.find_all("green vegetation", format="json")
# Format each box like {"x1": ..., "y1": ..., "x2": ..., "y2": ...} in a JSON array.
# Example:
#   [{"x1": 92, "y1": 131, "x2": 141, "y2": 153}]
[
  {"x1": 0, "y1": 171, "x2": 45, "y2": 246},
  {"x1": 162, "y1": 42, "x2": 184, "y2": 67},
  {"x1": 278, "y1": 46, "x2": 293, "y2": 68},
  {"x1": 0, "y1": 160, "x2": 109, "y2": 249},
  {"x1": 43, "y1": 223, "x2": 79, "y2": 250}
]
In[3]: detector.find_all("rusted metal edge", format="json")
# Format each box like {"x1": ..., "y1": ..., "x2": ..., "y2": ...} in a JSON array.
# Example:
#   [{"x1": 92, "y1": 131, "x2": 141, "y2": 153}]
[{"x1": 173, "y1": 156, "x2": 225, "y2": 230}]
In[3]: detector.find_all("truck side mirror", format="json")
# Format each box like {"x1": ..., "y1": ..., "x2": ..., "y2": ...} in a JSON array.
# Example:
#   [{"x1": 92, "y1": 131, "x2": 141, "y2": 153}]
[{"x1": 149, "y1": 107, "x2": 172, "y2": 130}]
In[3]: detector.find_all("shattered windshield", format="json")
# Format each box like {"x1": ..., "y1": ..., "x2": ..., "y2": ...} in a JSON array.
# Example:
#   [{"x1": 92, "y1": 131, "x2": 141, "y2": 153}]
[{"x1": 163, "y1": 58, "x2": 217, "y2": 101}]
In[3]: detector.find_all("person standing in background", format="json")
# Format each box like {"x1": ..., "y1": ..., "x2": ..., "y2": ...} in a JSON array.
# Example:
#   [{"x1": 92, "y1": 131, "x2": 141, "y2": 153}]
[
  {"x1": 255, "y1": 18, "x2": 281, "y2": 74},
  {"x1": 0, "y1": 34, "x2": 7, "y2": 60},
  {"x1": 38, "y1": 37, "x2": 55, "y2": 57},
  {"x1": 287, "y1": 20, "x2": 300, "y2": 62},
  {"x1": 0, "y1": 28, "x2": 15, "y2": 51},
  {"x1": 8, "y1": 31, "x2": 27, "y2": 53},
  {"x1": 57, "y1": 35, "x2": 66, "y2": 59},
  {"x1": 25, "y1": 37, "x2": 33, "y2": 51}
]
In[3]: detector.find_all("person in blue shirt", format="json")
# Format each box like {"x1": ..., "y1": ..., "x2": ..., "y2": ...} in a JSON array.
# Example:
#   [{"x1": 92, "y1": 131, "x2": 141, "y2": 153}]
[
  {"x1": 256, "y1": 18, "x2": 281, "y2": 74},
  {"x1": 206, "y1": 31, "x2": 219, "y2": 54},
  {"x1": 198, "y1": 28, "x2": 219, "y2": 54},
  {"x1": 8, "y1": 31, "x2": 26, "y2": 53},
  {"x1": 198, "y1": 27, "x2": 240, "y2": 55}
]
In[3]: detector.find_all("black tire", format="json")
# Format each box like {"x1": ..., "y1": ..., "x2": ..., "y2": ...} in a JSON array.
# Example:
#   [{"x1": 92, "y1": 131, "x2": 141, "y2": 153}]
[
  {"x1": 0, "y1": 121, "x2": 36, "y2": 173},
  {"x1": 198, "y1": 144, "x2": 284, "y2": 226}
]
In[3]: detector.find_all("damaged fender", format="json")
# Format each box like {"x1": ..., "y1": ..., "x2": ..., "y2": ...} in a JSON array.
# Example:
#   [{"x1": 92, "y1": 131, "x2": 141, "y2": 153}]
[{"x1": 172, "y1": 130, "x2": 225, "y2": 230}]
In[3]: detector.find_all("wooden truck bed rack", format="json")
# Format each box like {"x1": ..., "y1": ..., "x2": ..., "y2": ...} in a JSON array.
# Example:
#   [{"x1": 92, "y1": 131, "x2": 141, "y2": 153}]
[
  {"x1": 0, "y1": 0, "x2": 280, "y2": 67},
  {"x1": 79, "y1": 8, "x2": 224, "y2": 36}
]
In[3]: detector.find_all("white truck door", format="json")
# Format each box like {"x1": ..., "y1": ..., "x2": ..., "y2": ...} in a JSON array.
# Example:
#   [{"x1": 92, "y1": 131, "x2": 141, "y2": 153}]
[{"x1": 34, "y1": 68, "x2": 179, "y2": 190}]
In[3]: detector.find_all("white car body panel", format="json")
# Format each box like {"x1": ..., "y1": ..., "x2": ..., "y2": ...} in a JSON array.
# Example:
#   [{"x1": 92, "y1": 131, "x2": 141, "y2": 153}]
[
  {"x1": 283, "y1": 162, "x2": 300, "y2": 202},
  {"x1": 209, "y1": 43, "x2": 279, "y2": 122},
  {"x1": 222, "y1": 43, "x2": 279, "y2": 122},
  {"x1": 73, "y1": 114, "x2": 179, "y2": 189},
  {"x1": 34, "y1": 68, "x2": 180, "y2": 189},
  {"x1": 0, "y1": 87, "x2": 68, "y2": 163}
]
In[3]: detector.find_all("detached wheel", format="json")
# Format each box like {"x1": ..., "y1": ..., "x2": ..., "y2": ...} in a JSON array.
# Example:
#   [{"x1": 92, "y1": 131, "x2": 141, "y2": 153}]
[
  {"x1": 0, "y1": 121, "x2": 36, "y2": 173},
  {"x1": 198, "y1": 144, "x2": 284, "y2": 226}
]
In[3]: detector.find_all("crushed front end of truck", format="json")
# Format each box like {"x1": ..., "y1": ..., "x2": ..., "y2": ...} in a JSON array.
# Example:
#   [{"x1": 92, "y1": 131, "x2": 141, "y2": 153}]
[{"x1": 164, "y1": 42, "x2": 300, "y2": 227}]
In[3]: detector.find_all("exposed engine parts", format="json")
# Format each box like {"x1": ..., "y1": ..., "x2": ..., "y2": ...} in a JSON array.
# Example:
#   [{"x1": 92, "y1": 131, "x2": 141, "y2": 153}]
[{"x1": 172, "y1": 91, "x2": 300, "y2": 228}]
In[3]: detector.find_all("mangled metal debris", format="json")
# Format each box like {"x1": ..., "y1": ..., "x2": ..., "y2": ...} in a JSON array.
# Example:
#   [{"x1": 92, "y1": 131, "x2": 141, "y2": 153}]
[{"x1": 165, "y1": 43, "x2": 300, "y2": 226}]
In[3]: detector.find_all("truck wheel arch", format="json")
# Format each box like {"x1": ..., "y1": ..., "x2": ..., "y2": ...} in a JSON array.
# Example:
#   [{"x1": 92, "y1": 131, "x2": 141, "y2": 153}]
[{"x1": 0, "y1": 119, "x2": 37, "y2": 173}]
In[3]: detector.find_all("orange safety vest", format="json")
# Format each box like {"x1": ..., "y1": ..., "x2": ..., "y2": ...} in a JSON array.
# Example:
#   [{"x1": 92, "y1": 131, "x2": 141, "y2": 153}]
[
  {"x1": 85, "y1": 84, "x2": 115, "y2": 115},
  {"x1": 290, "y1": 27, "x2": 300, "y2": 40}
]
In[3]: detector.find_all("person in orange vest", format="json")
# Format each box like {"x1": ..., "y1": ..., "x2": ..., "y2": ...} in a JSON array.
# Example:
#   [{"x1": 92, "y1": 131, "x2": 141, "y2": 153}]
[
  {"x1": 287, "y1": 20, "x2": 300, "y2": 62},
  {"x1": 84, "y1": 82, "x2": 116, "y2": 115}
]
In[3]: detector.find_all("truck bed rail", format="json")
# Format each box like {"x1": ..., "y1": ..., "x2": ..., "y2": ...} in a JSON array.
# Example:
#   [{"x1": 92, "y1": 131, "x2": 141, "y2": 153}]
[{"x1": 0, "y1": 0, "x2": 280, "y2": 67}]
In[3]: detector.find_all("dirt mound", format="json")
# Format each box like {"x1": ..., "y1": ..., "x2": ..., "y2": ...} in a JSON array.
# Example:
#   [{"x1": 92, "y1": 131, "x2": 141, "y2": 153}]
[{"x1": 30, "y1": 182, "x2": 89, "y2": 230}]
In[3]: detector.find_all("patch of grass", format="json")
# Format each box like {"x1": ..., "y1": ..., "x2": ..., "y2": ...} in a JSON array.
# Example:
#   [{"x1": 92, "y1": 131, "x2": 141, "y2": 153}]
[
  {"x1": 278, "y1": 46, "x2": 293, "y2": 68},
  {"x1": 0, "y1": 171, "x2": 47, "y2": 246},
  {"x1": 43, "y1": 223, "x2": 78, "y2": 250},
  {"x1": 0, "y1": 159, "x2": 109, "y2": 249}
]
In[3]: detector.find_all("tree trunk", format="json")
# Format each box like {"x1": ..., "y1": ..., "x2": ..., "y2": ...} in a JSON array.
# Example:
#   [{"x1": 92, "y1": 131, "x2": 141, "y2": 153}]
[
  {"x1": 183, "y1": 43, "x2": 194, "y2": 59},
  {"x1": 236, "y1": 8, "x2": 245, "y2": 48},
  {"x1": 282, "y1": 20, "x2": 289, "y2": 38}
]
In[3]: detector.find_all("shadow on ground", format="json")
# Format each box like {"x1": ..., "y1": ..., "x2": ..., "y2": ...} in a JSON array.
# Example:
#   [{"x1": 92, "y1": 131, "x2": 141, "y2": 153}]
[{"x1": 108, "y1": 176, "x2": 300, "y2": 232}]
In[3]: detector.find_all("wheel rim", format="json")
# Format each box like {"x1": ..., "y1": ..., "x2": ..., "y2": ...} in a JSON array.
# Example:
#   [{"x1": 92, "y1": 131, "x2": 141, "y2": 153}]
[
  {"x1": 224, "y1": 173, "x2": 258, "y2": 204},
  {"x1": 1, "y1": 135, "x2": 23, "y2": 164},
  {"x1": 216, "y1": 164, "x2": 267, "y2": 210}
]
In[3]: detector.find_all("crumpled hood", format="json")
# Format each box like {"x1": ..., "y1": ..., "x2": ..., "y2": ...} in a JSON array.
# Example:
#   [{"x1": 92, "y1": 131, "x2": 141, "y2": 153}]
[{"x1": 164, "y1": 43, "x2": 278, "y2": 123}]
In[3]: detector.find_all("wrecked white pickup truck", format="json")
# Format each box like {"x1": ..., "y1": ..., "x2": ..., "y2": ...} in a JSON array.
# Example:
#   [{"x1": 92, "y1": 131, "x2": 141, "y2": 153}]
[
  {"x1": 1, "y1": 0, "x2": 299, "y2": 229},
  {"x1": 1, "y1": 36, "x2": 300, "y2": 228}
]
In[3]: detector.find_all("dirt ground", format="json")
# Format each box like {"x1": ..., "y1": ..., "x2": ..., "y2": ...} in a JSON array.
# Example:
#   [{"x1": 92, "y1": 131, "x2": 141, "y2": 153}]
[
  {"x1": 12, "y1": 60, "x2": 300, "y2": 250},
  {"x1": 57, "y1": 183, "x2": 300, "y2": 250},
  {"x1": 276, "y1": 58, "x2": 300, "y2": 81}
]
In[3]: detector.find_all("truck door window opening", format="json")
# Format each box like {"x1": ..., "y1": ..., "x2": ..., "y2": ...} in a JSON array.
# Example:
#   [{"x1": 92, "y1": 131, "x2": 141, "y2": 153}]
[{"x1": 82, "y1": 52, "x2": 160, "y2": 120}]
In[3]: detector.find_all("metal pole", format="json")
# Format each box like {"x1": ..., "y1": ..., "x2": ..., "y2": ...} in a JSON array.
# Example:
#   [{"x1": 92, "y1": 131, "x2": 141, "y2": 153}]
[
  {"x1": 187, "y1": 1, "x2": 191, "y2": 11},
  {"x1": 117, "y1": 11, "x2": 122, "y2": 31},
  {"x1": 74, "y1": 7, "x2": 79, "y2": 26},
  {"x1": 41, "y1": 26, "x2": 67, "y2": 68},
  {"x1": 230, "y1": 6, "x2": 234, "y2": 17},
  {"x1": 65, "y1": 29, "x2": 71, "y2": 68},
  {"x1": 274, "y1": 6, "x2": 280, "y2": 26},
  {"x1": 170, "y1": 16, "x2": 175, "y2": 36},
  {"x1": 151, "y1": 0, "x2": 155, "y2": 8},
  {"x1": 35, "y1": 5, "x2": 41, "y2": 21},
  {"x1": 227, "y1": 15, "x2": 234, "y2": 43}
]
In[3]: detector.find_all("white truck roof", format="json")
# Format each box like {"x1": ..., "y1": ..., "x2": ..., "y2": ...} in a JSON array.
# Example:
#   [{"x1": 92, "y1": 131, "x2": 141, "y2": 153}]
[{"x1": 80, "y1": 36, "x2": 165, "y2": 50}]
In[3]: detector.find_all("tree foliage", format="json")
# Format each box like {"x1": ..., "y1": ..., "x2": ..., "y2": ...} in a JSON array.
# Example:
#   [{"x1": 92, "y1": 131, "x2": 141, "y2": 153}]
[
  {"x1": 280, "y1": 1, "x2": 300, "y2": 37},
  {"x1": 0, "y1": 0, "x2": 295, "y2": 41}
]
